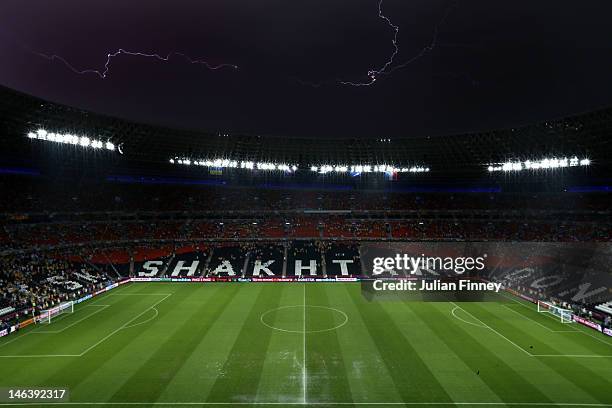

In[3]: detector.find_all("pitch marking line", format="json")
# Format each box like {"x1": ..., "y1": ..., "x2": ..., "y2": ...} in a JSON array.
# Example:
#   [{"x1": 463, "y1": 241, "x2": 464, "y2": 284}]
[
  {"x1": 501, "y1": 305, "x2": 577, "y2": 333},
  {"x1": 77, "y1": 293, "x2": 171, "y2": 356},
  {"x1": 451, "y1": 306, "x2": 488, "y2": 328},
  {"x1": 103, "y1": 293, "x2": 174, "y2": 296},
  {"x1": 501, "y1": 293, "x2": 612, "y2": 350},
  {"x1": 0, "y1": 305, "x2": 110, "y2": 350},
  {"x1": 0, "y1": 332, "x2": 35, "y2": 350},
  {"x1": 123, "y1": 307, "x2": 159, "y2": 329},
  {"x1": 41, "y1": 312, "x2": 71, "y2": 325},
  {"x1": 0, "y1": 294, "x2": 171, "y2": 358},
  {"x1": 533, "y1": 354, "x2": 612, "y2": 358},
  {"x1": 303, "y1": 283, "x2": 307, "y2": 405},
  {"x1": 450, "y1": 302, "x2": 533, "y2": 356},
  {"x1": 86, "y1": 293, "x2": 174, "y2": 306},
  {"x1": 37, "y1": 305, "x2": 110, "y2": 334},
  {"x1": 260, "y1": 305, "x2": 348, "y2": 333},
  {"x1": 501, "y1": 294, "x2": 582, "y2": 329},
  {"x1": 88, "y1": 293, "x2": 174, "y2": 306},
  {"x1": 454, "y1": 301, "x2": 612, "y2": 359}
]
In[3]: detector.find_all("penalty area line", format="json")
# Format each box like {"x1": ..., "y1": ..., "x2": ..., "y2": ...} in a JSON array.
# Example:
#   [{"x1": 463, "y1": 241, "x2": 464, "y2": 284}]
[
  {"x1": 0, "y1": 305, "x2": 110, "y2": 351},
  {"x1": 449, "y1": 302, "x2": 533, "y2": 357},
  {"x1": 452, "y1": 301, "x2": 611, "y2": 359},
  {"x1": 0, "y1": 294, "x2": 172, "y2": 358},
  {"x1": 77, "y1": 293, "x2": 172, "y2": 356},
  {"x1": 450, "y1": 306, "x2": 488, "y2": 328},
  {"x1": 500, "y1": 293, "x2": 612, "y2": 349},
  {"x1": 37, "y1": 305, "x2": 111, "y2": 334}
]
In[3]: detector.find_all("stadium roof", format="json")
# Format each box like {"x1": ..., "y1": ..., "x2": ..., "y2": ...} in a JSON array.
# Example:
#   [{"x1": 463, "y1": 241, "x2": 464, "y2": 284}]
[{"x1": 1, "y1": 85, "x2": 611, "y2": 179}]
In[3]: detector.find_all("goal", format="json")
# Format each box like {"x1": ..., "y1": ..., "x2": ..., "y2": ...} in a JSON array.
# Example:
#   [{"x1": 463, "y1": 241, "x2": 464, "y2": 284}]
[
  {"x1": 537, "y1": 300, "x2": 574, "y2": 323},
  {"x1": 38, "y1": 301, "x2": 74, "y2": 324}
]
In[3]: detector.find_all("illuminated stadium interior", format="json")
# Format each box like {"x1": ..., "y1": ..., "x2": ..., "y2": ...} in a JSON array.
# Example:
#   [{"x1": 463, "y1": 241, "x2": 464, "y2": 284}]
[{"x1": 1, "y1": 4, "x2": 612, "y2": 404}]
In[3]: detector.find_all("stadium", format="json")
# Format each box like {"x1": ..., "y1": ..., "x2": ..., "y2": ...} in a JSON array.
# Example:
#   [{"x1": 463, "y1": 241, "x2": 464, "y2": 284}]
[{"x1": 1, "y1": 3, "x2": 612, "y2": 407}]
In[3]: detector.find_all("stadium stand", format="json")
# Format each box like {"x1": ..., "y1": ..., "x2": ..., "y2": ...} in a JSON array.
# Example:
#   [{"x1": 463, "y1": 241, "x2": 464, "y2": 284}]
[
  {"x1": 596, "y1": 301, "x2": 612, "y2": 316},
  {"x1": 0, "y1": 85, "x2": 611, "y2": 335}
]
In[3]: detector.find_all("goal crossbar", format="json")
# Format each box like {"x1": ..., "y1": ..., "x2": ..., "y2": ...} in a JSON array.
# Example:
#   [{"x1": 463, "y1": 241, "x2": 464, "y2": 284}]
[
  {"x1": 38, "y1": 301, "x2": 74, "y2": 324},
  {"x1": 537, "y1": 300, "x2": 574, "y2": 323}
]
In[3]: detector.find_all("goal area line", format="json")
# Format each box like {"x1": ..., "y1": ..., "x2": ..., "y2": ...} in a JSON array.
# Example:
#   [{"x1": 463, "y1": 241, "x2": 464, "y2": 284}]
[
  {"x1": 0, "y1": 293, "x2": 171, "y2": 358},
  {"x1": 500, "y1": 293, "x2": 612, "y2": 351},
  {"x1": 1, "y1": 288, "x2": 609, "y2": 360}
]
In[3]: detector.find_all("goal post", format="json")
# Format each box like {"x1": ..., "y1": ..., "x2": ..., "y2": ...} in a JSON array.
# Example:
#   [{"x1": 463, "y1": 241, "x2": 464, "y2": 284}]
[
  {"x1": 537, "y1": 300, "x2": 574, "y2": 323},
  {"x1": 38, "y1": 301, "x2": 74, "y2": 324}
]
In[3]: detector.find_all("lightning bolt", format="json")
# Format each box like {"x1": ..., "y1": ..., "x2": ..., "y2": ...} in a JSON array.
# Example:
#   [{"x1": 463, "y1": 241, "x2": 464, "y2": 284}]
[
  {"x1": 33, "y1": 49, "x2": 238, "y2": 79},
  {"x1": 339, "y1": 0, "x2": 399, "y2": 86},
  {"x1": 339, "y1": 0, "x2": 456, "y2": 86}
]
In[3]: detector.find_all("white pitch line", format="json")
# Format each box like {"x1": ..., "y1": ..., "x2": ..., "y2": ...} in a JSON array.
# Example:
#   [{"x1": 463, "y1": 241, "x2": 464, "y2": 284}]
[
  {"x1": 0, "y1": 305, "x2": 109, "y2": 349},
  {"x1": 451, "y1": 306, "x2": 488, "y2": 328},
  {"x1": 122, "y1": 307, "x2": 159, "y2": 329},
  {"x1": 532, "y1": 354, "x2": 612, "y2": 358},
  {"x1": 501, "y1": 293, "x2": 612, "y2": 348},
  {"x1": 260, "y1": 305, "x2": 348, "y2": 334},
  {"x1": 302, "y1": 282, "x2": 307, "y2": 405},
  {"x1": 77, "y1": 293, "x2": 172, "y2": 356},
  {"x1": 455, "y1": 300, "x2": 612, "y2": 359},
  {"x1": 0, "y1": 294, "x2": 171, "y2": 359},
  {"x1": 0, "y1": 331, "x2": 32, "y2": 349},
  {"x1": 501, "y1": 294, "x2": 580, "y2": 328},
  {"x1": 450, "y1": 302, "x2": 533, "y2": 356},
  {"x1": 38, "y1": 305, "x2": 110, "y2": 334},
  {"x1": 104, "y1": 293, "x2": 174, "y2": 296},
  {"x1": 0, "y1": 354, "x2": 81, "y2": 358},
  {"x1": 569, "y1": 324, "x2": 612, "y2": 349},
  {"x1": 500, "y1": 293, "x2": 580, "y2": 328},
  {"x1": 501, "y1": 305, "x2": 576, "y2": 333}
]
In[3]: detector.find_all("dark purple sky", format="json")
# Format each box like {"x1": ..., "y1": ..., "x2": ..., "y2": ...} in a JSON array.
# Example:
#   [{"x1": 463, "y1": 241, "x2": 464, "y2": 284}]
[{"x1": 1, "y1": 0, "x2": 612, "y2": 138}]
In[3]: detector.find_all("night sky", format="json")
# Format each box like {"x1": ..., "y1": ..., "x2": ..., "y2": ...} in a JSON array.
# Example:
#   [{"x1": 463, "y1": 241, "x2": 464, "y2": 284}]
[{"x1": 1, "y1": 0, "x2": 612, "y2": 138}]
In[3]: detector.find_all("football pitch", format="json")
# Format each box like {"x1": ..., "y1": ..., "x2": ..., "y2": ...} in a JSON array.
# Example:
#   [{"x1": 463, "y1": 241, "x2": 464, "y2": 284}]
[{"x1": 0, "y1": 282, "x2": 611, "y2": 407}]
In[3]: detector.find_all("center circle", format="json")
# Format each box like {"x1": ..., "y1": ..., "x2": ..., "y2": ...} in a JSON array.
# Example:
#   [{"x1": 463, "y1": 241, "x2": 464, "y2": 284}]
[{"x1": 260, "y1": 305, "x2": 348, "y2": 333}]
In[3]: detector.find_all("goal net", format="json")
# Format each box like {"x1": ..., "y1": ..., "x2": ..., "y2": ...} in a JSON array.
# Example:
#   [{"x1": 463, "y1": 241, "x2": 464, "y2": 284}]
[
  {"x1": 38, "y1": 301, "x2": 74, "y2": 324},
  {"x1": 537, "y1": 300, "x2": 574, "y2": 323}
]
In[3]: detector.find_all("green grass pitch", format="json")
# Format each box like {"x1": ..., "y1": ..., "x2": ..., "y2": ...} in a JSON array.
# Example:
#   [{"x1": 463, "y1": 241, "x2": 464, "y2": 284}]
[{"x1": 0, "y1": 282, "x2": 611, "y2": 407}]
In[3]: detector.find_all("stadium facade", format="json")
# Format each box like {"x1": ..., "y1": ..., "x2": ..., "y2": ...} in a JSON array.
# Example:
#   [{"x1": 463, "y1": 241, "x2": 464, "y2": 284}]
[
  {"x1": 1, "y1": 85, "x2": 611, "y2": 316},
  {"x1": 1, "y1": 85, "x2": 612, "y2": 407}
]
